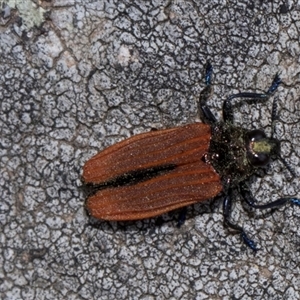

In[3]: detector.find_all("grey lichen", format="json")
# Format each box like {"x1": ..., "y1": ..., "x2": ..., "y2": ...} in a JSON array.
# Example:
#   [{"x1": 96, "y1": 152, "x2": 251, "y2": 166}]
[{"x1": 2, "y1": 0, "x2": 45, "y2": 29}]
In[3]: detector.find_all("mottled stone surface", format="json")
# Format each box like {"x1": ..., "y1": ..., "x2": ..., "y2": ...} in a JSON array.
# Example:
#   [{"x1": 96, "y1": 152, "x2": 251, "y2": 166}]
[{"x1": 1, "y1": 0, "x2": 300, "y2": 299}]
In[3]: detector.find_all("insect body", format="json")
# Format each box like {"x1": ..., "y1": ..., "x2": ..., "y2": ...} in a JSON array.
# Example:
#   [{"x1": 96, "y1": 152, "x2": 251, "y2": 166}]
[{"x1": 83, "y1": 63, "x2": 300, "y2": 251}]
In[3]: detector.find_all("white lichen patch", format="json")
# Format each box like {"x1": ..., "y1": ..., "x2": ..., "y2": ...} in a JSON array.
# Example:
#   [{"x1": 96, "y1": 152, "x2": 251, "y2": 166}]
[{"x1": 1, "y1": 0, "x2": 45, "y2": 29}]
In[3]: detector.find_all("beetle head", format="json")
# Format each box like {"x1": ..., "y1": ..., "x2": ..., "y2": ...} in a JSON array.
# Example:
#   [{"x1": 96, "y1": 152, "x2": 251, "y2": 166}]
[{"x1": 246, "y1": 130, "x2": 280, "y2": 167}]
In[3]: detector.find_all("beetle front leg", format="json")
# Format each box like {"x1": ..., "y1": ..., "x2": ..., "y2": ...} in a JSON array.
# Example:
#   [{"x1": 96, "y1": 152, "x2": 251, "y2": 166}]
[
  {"x1": 240, "y1": 182, "x2": 300, "y2": 210},
  {"x1": 223, "y1": 189, "x2": 257, "y2": 251}
]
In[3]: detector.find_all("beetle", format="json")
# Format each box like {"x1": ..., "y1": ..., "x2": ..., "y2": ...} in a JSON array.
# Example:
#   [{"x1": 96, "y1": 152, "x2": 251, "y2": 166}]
[{"x1": 82, "y1": 63, "x2": 300, "y2": 251}]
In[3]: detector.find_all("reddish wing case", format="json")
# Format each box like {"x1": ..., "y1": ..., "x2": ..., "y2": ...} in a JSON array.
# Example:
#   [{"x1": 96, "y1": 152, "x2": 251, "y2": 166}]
[{"x1": 83, "y1": 123, "x2": 223, "y2": 220}]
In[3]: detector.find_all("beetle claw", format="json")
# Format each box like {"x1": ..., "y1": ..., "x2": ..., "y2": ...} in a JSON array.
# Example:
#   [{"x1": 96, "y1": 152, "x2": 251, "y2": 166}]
[{"x1": 241, "y1": 232, "x2": 257, "y2": 252}]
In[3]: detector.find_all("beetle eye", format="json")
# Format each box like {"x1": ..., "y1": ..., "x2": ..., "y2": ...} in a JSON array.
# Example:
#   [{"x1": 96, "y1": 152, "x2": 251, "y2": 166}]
[
  {"x1": 247, "y1": 130, "x2": 266, "y2": 142},
  {"x1": 248, "y1": 152, "x2": 270, "y2": 167},
  {"x1": 246, "y1": 130, "x2": 278, "y2": 167}
]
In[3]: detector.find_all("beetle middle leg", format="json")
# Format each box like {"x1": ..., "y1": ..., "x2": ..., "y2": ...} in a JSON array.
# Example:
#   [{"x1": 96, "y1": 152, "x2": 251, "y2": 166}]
[{"x1": 199, "y1": 62, "x2": 217, "y2": 124}]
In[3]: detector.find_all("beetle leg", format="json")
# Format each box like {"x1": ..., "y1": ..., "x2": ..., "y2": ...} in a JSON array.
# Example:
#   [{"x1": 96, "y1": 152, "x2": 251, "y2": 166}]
[
  {"x1": 223, "y1": 74, "x2": 282, "y2": 123},
  {"x1": 223, "y1": 189, "x2": 257, "y2": 251},
  {"x1": 240, "y1": 182, "x2": 300, "y2": 209},
  {"x1": 177, "y1": 207, "x2": 187, "y2": 228},
  {"x1": 199, "y1": 62, "x2": 217, "y2": 124},
  {"x1": 266, "y1": 74, "x2": 282, "y2": 95},
  {"x1": 271, "y1": 95, "x2": 279, "y2": 131},
  {"x1": 270, "y1": 96, "x2": 298, "y2": 177}
]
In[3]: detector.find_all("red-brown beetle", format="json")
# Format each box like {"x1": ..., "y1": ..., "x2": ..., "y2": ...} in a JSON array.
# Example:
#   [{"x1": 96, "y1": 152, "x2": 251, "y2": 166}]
[{"x1": 83, "y1": 63, "x2": 300, "y2": 251}]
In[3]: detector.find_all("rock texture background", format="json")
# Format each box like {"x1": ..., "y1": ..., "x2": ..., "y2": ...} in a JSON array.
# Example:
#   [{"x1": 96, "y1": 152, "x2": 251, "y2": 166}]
[{"x1": 1, "y1": 1, "x2": 300, "y2": 299}]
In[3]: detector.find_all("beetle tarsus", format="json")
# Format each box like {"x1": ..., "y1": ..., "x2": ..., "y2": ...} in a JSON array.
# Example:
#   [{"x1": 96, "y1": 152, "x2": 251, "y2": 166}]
[
  {"x1": 199, "y1": 63, "x2": 217, "y2": 124},
  {"x1": 224, "y1": 218, "x2": 257, "y2": 252},
  {"x1": 267, "y1": 74, "x2": 282, "y2": 95},
  {"x1": 291, "y1": 198, "x2": 300, "y2": 206},
  {"x1": 241, "y1": 232, "x2": 257, "y2": 252}
]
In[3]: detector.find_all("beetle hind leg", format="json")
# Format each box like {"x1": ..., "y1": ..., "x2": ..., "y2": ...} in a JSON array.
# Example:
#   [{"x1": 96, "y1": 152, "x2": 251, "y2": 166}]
[
  {"x1": 223, "y1": 189, "x2": 257, "y2": 251},
  {"x1": 199, "y1": 62, "x2": 217, "y2": 124},
  {"x1": 177, "y1": 207, "x2": 187, "y2": 228}
]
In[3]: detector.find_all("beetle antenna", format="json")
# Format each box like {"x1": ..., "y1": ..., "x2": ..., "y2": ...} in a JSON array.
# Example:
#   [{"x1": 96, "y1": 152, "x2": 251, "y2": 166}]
[
  {"x1": 278, "y1": 155, "x2": 297, "y2": 178},
  {"x1": 271, "y1": 96, "x2": 297, "y2": 178},
  {"x1": 270, "y1": 96, "x2": 279, "y2": 138}
]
